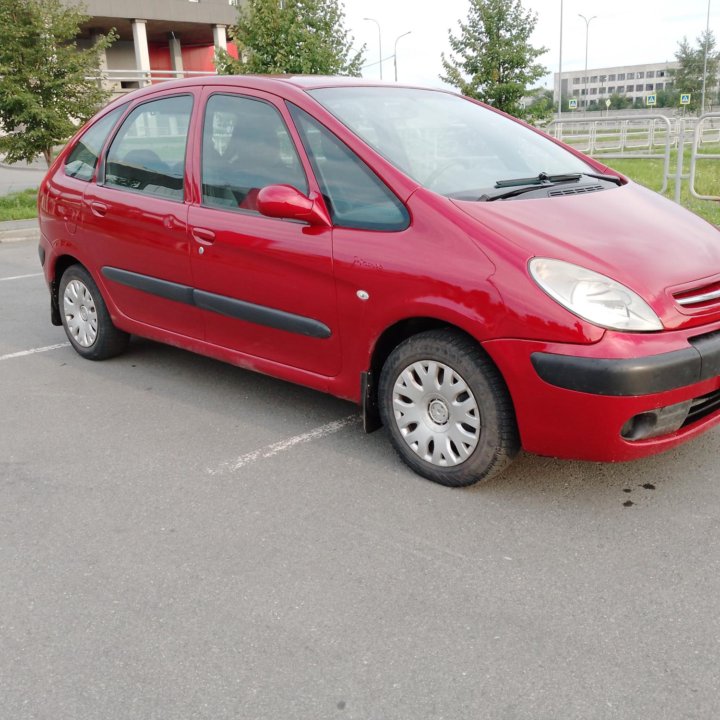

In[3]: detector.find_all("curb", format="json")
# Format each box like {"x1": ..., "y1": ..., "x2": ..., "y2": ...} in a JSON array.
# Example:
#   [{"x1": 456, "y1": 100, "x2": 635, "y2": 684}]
[{"x1": 0, "y1": 219, "x2": 39, "y2": 244}]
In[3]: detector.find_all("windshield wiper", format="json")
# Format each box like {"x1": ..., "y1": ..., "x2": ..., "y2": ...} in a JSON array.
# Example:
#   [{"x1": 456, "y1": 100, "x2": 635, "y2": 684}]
[
  {"x1": 477, "y1": 171, "x2": 623, "y2": 202},
  {"x1": 494, "y1": 172, "x2": 582, "y2": 188}
]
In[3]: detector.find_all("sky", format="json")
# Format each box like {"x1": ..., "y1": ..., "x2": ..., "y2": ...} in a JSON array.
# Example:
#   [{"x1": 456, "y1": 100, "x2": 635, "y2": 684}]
[{"x1": 343, "y1": 0, "x2": 718, "y2": 88}]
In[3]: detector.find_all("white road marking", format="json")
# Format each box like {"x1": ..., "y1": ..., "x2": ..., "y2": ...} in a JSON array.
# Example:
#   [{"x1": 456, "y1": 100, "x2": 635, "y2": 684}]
[
  {"x1": 209, "y1": 414, "x2": 360, "y2": 475},
  {"x1": 0, "y1": 342, "x2": 70, "y2": 361},
  {"x1": 0, "y1": 272, "x2": 43, "y2": 282}
]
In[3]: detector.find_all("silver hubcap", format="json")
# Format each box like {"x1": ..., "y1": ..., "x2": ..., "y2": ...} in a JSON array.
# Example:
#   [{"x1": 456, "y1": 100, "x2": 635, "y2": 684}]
[
  {"x1": 393, "y1": 360, "x2": 481, "y2": 467},
  {"x1": 63, "y1": 279, "x2": 98, "y2": 348}
]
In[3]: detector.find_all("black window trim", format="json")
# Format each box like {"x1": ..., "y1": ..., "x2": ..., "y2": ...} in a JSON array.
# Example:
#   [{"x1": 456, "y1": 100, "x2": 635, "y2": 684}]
[{"x1": 98, "y1": 92, "x2": 195, "y2": 204}]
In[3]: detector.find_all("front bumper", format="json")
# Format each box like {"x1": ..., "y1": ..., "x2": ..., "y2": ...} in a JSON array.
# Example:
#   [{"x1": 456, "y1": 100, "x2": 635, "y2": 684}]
[
  {"x1": 483, "y1": 327, "x2": 720, "y2": 462},
  {"x1": 530, "y1": 331, "x2": 720, "y2": 396}
]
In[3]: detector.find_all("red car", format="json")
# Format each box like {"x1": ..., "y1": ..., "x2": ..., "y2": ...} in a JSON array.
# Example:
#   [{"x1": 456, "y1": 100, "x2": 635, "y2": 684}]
[{"x1": 38, "y1": 76, "x2": 720, "y2": 486}]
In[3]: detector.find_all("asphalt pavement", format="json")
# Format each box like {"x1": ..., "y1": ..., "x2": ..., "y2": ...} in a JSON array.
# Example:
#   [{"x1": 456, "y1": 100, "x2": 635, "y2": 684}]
[
  {"x1": 2, "y1": 237, "x2": 720, "y2": 720},
  {"x1": 0, "y1": 157, "x2": 46, "y2": 195}
]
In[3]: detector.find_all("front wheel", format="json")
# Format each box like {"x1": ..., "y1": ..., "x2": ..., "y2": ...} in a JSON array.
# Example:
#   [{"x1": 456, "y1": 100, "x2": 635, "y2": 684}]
[
  {"x1": 379, "y1": 330, "x2": 519, "y2": 487},
  {"x1": 59, "y1": 264, "x2": 129, "y2": 360}
]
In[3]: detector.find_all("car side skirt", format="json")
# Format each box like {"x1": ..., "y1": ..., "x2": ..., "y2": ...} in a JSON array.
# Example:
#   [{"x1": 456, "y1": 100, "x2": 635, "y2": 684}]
[{"x1": 101, "y1": 266, "x2": 332, "y2": 339}]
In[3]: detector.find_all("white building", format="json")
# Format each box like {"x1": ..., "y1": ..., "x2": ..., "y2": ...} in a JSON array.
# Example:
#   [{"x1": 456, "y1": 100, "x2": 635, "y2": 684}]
[{"x1": 555, "y1": 61, "x2": 679, "y2": 108}]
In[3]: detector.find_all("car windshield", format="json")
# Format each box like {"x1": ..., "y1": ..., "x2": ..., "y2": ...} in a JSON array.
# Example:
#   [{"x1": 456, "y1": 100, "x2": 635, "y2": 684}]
[{"x1": 308, "y1": 87, "x2": 595, "y2": 198}]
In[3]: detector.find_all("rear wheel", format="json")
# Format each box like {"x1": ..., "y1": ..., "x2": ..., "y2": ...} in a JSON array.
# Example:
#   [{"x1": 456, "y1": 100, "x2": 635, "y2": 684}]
[
  {"x1": 59, "y1": 264, "x2": 129, "y2": 360},
  {"x1": 379, "y1": 329, "x2": 519, "y2": 487}
]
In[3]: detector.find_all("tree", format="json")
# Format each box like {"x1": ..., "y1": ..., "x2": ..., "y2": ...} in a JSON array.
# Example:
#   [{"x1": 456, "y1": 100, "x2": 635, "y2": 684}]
[
  {"x1": 607, "y1": 93, "x2": 630, "y2": 110},
  {"x1": 216, "y1": 0, "x2": 363, "y2": 77},
  {"x1": 656, "y1": 88, "x2": 679, "y2": 108},
  {"x1": 670, "y1": 31, "x2": 720, "y2": 112},
  {"x1": 440, "y1": 0, "x2": 547, "y2": 119},
  {"x1": 0, "y1": 0, "x2": 115, "y2": 166},
  {"x1": 524, "y1": 87, "x2": 554, "y2": 123}
]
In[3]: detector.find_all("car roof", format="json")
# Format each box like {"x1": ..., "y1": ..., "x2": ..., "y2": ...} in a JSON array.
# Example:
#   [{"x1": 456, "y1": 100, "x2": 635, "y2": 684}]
[{"x1": 101, "y1": 75, "x2": 455, "y2": 113}]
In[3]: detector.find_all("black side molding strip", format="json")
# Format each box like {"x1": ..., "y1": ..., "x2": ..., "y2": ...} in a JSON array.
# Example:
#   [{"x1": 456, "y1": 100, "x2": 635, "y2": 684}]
[
  {"x1": 102, "y1": 267, "x2": 194, "y2": 305},
  {"x1": 101, "y1": 266, "x2": 331, "y2": 339},
  {"x1": 194, "y1": 289, "x2": 331, "y2": 339}
]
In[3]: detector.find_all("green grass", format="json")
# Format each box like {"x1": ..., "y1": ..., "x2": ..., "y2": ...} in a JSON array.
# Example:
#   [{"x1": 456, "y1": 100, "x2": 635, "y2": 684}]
[{"x1": 0, "y1": 188, "x2": 38, "y2": 222}]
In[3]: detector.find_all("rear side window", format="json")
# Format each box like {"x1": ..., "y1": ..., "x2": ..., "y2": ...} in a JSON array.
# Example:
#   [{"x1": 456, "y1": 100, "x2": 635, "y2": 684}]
[
  {"x1": 288, "y1": 104, "x2": 409, "y2": 232},
  {"x1": 104, "y1": 95, "x2": 193, "y2": 202},
  {"x1": 64, "y1": 106, "x2": 126, "y2": 182}
]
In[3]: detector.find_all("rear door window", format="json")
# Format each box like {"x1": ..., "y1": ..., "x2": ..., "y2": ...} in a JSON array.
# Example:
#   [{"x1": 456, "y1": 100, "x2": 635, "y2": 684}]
[{"x1": 103, "y1": 95, "x2": 193, "y2": 202}]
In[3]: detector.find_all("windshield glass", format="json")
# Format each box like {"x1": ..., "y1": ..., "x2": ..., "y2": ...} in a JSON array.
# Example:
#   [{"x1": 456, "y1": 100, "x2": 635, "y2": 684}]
[{"x1": 308, "y1": 87, "x2": 594, "y2": 197}]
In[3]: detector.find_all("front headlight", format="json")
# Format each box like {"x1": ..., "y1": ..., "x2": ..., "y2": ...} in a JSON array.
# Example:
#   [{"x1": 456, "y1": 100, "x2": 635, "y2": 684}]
[{"x1": 529, "y1": 258, "x2": 663, "y2": 332}]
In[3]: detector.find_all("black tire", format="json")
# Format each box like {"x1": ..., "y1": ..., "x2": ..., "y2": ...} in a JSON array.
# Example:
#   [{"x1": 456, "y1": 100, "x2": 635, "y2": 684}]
[
  {"x1": 379, "y1": 329, "x2": 519, "y2": 487},
  {"x1": 59, "y1": 264, "x2": 129, "y2": 360}
]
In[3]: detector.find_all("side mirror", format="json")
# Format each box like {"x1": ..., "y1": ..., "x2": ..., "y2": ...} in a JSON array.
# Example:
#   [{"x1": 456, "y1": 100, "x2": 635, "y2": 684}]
[{"x1": 256, "y1": 184, "x2": 330, "y2": 227}]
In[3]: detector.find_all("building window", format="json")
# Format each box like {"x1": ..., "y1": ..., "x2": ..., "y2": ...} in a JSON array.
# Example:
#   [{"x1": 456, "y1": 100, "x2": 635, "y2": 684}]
[
  {"x1": 590, "y1": 88, "x2": 597, "y2": 95},
  {"x1": 573, "y1": 77, "x2": 580, "y2": 84},
  {"x1": 599, "y1": 75, "x2": 607, "y2": 83},
  {"x1": 608, "y1": 86, "x2": 615, "y2": 94},
  {"x1": 646, "y1": 83, "x2": 653, "y2": 91},
  {"x1": 627, "y1": 72, "x2": 635, "y2": 80},
  {"x1": 618, "y1": 73, "x2": 625, "y2": 81},
  {"x1": 582, "y1": 76, "x2": 588, "y2": 84},
  {"x1": 590, "y1": 76, "x2": 598, "y2": 83},
  {"x1": 647, "y1": 71, "x2": 655, "y2": 78},
  {"x1": 573, "y1": 89, "x2": 580, "y2": 96},
  {"x1": 616, "y1": 86, "x2": 624, "y2": 93},
  {"x1": 656, "y1": 82, "x2": 664, "y2": 91},
  {"x1": 658, "y1": 70, "x2": 666, "y2": 77},
  {"x1": 637, "y1": 71, "x2": 644, "y2": 79},
  {"x1": 609, "y1": 74, "x2": 616, "y2": 81}
]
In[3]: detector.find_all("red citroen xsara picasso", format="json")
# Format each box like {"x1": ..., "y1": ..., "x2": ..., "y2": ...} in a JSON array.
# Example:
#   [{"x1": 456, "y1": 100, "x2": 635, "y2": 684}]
[{"x1": 38, "y1": 76, "x2": 720, "y2": 486}]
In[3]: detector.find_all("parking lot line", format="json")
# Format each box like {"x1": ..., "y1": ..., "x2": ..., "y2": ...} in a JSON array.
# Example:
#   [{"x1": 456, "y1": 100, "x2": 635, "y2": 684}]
[
  {"x1": 208, "y1": 414, "x2": 360, "y2": 475},
  {"x1": 0, "y1": 342, "x2": 70, "y2": 362},
  {"x1": 0, "y1": 272, "x2": 43, "y2": 282}
]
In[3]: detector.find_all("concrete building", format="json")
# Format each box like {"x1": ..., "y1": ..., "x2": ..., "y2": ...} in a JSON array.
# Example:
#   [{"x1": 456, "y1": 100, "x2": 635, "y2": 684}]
[
  {"x1": 554, "y1": 61, "x2": 679, "y2": 108},
  {"x1": 67, "y1": 0, "x2": 240, "y2": 92}
]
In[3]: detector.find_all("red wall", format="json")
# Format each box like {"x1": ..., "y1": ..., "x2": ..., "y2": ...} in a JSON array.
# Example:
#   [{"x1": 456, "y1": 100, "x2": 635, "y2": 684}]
[{"x1": 148, "y1": 42, "x2": 239, "y2": 76}]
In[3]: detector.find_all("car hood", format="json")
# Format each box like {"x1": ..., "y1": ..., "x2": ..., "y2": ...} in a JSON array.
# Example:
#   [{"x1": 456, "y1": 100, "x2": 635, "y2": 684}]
[{"x1": 452, "y1": 181, "x2": 720, "y2": 329}]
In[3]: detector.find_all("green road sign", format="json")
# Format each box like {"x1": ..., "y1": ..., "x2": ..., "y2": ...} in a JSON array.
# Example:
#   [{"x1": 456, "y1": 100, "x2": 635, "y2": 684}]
[
  {"x1": 647, "y1": 94, "x2": 657, "y2": 106},
  {"x1": 568, "y1": 98, "x2": 578, "y2": 109},
  {"x1": 680, "y1": 94, "x2": 691, "y2": 105}
]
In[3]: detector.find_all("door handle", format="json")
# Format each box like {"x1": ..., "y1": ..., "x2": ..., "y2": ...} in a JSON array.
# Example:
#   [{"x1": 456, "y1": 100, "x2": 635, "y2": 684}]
[
  {"x1": 90, "y1": 201, "x2": 108, "y2": 217},
  {"x1": 192, "y1": 227, "x2": 216, "y2": 244}
]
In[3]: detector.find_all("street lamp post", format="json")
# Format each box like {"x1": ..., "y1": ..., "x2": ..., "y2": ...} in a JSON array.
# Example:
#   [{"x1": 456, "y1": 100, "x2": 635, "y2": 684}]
[
  {"x1": 393, "y1": 31, "x2": 411, "y2": 82},
  {"x1": 578, "y1": 13, "x2": 597, "y2": 113},
  {"x1": 558, "y1": 0, "x2": 563, "y2": 117},
  {"x1": 363, "y1": 17, "x2": 383, "y2": 80},
  {"x1": 701, "y1": 0, "x2": 711, "y2": 113}
]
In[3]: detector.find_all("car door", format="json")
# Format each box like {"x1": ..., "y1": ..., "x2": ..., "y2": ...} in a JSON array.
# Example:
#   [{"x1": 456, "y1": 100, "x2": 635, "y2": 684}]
[
  {"x1": 82, "y1": 91, "x2": 204, "y2": 339},
  {"x1": 187, "y1": 88, "x2": 341, "y2": 377}
]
